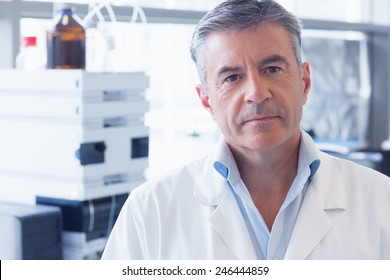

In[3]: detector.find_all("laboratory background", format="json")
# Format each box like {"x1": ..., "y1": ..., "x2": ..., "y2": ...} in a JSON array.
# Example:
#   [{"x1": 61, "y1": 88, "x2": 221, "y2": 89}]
[{"x1": 1, "y1": 0, "x2": 390, "y2": 260}]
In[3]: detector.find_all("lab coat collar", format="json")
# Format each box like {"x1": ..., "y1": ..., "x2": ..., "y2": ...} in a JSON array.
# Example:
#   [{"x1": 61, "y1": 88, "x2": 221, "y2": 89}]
[
  {"x1": 194, "y1": 136, "x2": 234, "y2": 206},
  {"x1": 194, "y1": 137, "x2": 257, "y2": 259},
  {"x1": 304, "y1": 134, "x2": 348, "y2": 211},
  {"x1": 299, "y1": 130, "x2": 321, "y2": 180}
]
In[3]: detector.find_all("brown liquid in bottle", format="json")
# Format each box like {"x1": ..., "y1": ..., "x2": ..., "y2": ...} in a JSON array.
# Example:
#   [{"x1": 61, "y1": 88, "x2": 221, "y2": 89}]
[{"x1": 47, "y1": 5, "x2": 86, "y2": 69}]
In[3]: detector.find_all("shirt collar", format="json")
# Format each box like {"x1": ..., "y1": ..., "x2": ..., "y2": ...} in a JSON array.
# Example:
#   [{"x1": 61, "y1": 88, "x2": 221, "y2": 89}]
[
  {"x1": 299, "y1": 130, "x2": 321, "y2": 180},
  {"x1": 213, "y1": 130, "x2": 321, "y2": 182},
  {"x1": 212, "y1": 137, "x2": 241, "y2": 186}
]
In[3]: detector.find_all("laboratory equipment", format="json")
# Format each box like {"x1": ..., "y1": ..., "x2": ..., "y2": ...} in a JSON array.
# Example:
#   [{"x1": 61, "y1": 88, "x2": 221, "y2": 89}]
[
  {"x1": 0, "y1": 70, "x2": 149, "y2": 203},
  {"x1": 0, "y1": 201, "x2": 62, "y2": 260},
  {"x1": 0, "y1": 69, "x2": 149, "y2": 259}
]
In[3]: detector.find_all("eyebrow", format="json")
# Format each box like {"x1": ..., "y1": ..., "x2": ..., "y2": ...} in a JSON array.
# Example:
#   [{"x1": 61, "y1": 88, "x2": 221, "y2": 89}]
[
  {"x1": 216, "y1": 66, "x2": 242, "y2": 80},
  {"x1": 258, "y1": 55, "x2": 290, "y2": 68},
  {"x1": 216, "y1": 54, "x2": 290, "y2": 80}
]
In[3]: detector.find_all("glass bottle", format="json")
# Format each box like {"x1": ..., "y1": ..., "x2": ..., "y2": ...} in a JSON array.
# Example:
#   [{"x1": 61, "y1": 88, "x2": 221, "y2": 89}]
[{"x1": 46, "y1": 3, "x2": 86, "y2": 69}]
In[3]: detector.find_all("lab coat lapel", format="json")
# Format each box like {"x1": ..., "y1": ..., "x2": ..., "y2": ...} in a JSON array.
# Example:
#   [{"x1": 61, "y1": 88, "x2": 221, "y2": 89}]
[
  {"x1": 194, "y1": 140, "x2": 256, "y2": 260},
  {"x1": 209, "y1": 190, "x2": 257, "y2": 260},
  {"x1": 284, "y1": 183, "x2": 332, "y2": 259},
  {"x1": 285, "y1": 155, "x2": 347, "y2": 259}
]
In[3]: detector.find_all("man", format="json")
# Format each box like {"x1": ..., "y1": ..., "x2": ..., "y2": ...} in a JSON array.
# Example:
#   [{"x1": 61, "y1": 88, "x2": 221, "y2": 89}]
[{"x1": 102, "y1": 0, "x2": 390, "y2": 259}]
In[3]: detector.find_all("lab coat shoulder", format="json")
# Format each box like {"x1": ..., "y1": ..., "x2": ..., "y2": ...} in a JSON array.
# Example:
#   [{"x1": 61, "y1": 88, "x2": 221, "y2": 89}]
[
  {"x1": 317, "y1": 151, "x2": 390, "y2": 205},
  {"x1": 289, "y1": 151, "x2": 390, "y2": 259},
  {"x1": 101, "y1": 159, "x2": 202, "y2": 259}
]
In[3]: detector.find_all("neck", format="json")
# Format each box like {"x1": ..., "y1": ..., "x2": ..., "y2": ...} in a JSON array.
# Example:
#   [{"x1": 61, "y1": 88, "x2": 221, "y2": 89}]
[
  {"x1": 229, "y1": 134, "x2": 301, "y2": 230},
  {"x1": 239, "y1": 150, "x2": 298, "y2": 192},
  {"x1": 232, "y1": 135, "x2": 301, "y2": 189}
]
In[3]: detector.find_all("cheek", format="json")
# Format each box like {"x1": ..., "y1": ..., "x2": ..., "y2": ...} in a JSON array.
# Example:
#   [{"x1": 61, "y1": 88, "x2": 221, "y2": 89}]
[
  {"x1": 294, "y1": 97, "x2": 305, "y2": 121},
  {"x1": 211, "y1": 101, "x2": 228, "y2": 125},
  {"x1": 210, "y1": 97, "x2": 233, "y2": 127},
  {"x1": 209, "y1": 89, "x2": 243, "y2": 127},
  {"x1": 291, "y1": 82, "x2": 308, "y2": 109}
]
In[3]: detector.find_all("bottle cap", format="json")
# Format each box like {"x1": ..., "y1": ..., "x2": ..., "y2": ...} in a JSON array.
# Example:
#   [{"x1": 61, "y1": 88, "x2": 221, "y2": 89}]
[
  {"x1": 58, "y1": 2, "x2": 72, "y2": 10},
  {"x1": 21, "y1": 36, "x2": 37, "y2": 47},
  {"x1": 53, "y1": 2, "x2": 73, "y2": 15}
]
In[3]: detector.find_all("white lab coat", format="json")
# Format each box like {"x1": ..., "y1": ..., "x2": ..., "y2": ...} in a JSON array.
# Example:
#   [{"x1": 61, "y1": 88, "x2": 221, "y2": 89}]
[{"x1": 102, "y1": 136, "x2": 390, "y2": 260}]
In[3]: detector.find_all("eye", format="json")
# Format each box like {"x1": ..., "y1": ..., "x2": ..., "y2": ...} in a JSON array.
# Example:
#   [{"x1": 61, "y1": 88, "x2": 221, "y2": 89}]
[
  {"x1": 265, "y1": 66, "x2": 282, "y2": 74},
  {"x1": 225, "y1": 74, "x2": 240, "y2": 82}
]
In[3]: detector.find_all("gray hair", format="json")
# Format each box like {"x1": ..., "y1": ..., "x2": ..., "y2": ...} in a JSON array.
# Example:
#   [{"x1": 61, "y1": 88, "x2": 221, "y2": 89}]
[{"x1": 190, "y1": 0, "x2": 303, "y2": 86}]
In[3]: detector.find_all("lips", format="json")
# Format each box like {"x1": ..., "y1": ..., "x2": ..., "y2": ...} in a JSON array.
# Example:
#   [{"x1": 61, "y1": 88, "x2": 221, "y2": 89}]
[{"x1": 242, "y1": 114, "x2": 279, "y2": 124}]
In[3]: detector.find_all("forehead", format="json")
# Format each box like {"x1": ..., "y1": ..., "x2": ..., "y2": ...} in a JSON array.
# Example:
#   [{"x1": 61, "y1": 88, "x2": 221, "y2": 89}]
[{"x1": 203, "y1": 22, "x2": 296, "y2": 67}]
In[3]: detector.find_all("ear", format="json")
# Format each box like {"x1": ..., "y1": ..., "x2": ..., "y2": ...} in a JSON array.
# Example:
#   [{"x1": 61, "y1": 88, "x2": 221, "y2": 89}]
[
  {"x1": 301, "y1": 62, "x2": 311, "y2": 105},
  {"x1": 196, "y1": 84, "x2": 214, "y2": 116}
]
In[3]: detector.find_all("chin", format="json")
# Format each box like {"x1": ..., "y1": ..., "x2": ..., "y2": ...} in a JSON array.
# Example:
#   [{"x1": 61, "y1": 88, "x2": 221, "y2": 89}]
[{"x1": 247, "y1": 131, "x2": 291, "y2": 148}]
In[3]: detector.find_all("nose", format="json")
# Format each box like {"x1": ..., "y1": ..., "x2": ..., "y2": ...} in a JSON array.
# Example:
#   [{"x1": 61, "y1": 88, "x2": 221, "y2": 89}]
[{"x1": 244, "y1": 73, "x2": 271, "y2": 104}]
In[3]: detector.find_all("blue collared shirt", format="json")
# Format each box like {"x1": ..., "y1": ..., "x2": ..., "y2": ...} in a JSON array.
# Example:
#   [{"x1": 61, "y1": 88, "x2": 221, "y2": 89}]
[{"x1": 213, "y1": 131, "x2": 320, "y2": 259}]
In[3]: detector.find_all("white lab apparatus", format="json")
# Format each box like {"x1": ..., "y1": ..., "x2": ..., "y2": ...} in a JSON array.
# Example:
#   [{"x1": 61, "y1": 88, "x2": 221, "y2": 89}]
[{"x1": 0, "y1": 70, "x2": 150, "y2": 204}]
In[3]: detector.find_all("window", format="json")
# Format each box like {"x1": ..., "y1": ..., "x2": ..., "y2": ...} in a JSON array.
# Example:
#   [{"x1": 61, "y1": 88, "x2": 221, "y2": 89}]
[{"x1": 301, "y1": 30, "x2": 370, "y2": 143}]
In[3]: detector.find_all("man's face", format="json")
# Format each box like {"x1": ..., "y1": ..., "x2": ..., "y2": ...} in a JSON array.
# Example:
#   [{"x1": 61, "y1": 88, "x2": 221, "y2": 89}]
[{"x1": 196, "y1": 22, "x2": 311, "y2": 155}]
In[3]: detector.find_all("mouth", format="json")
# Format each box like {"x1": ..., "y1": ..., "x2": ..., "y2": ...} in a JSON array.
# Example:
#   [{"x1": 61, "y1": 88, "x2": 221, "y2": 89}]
[{"x1": 242, "y1": 115, "x2": 279, "y2": 125}]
